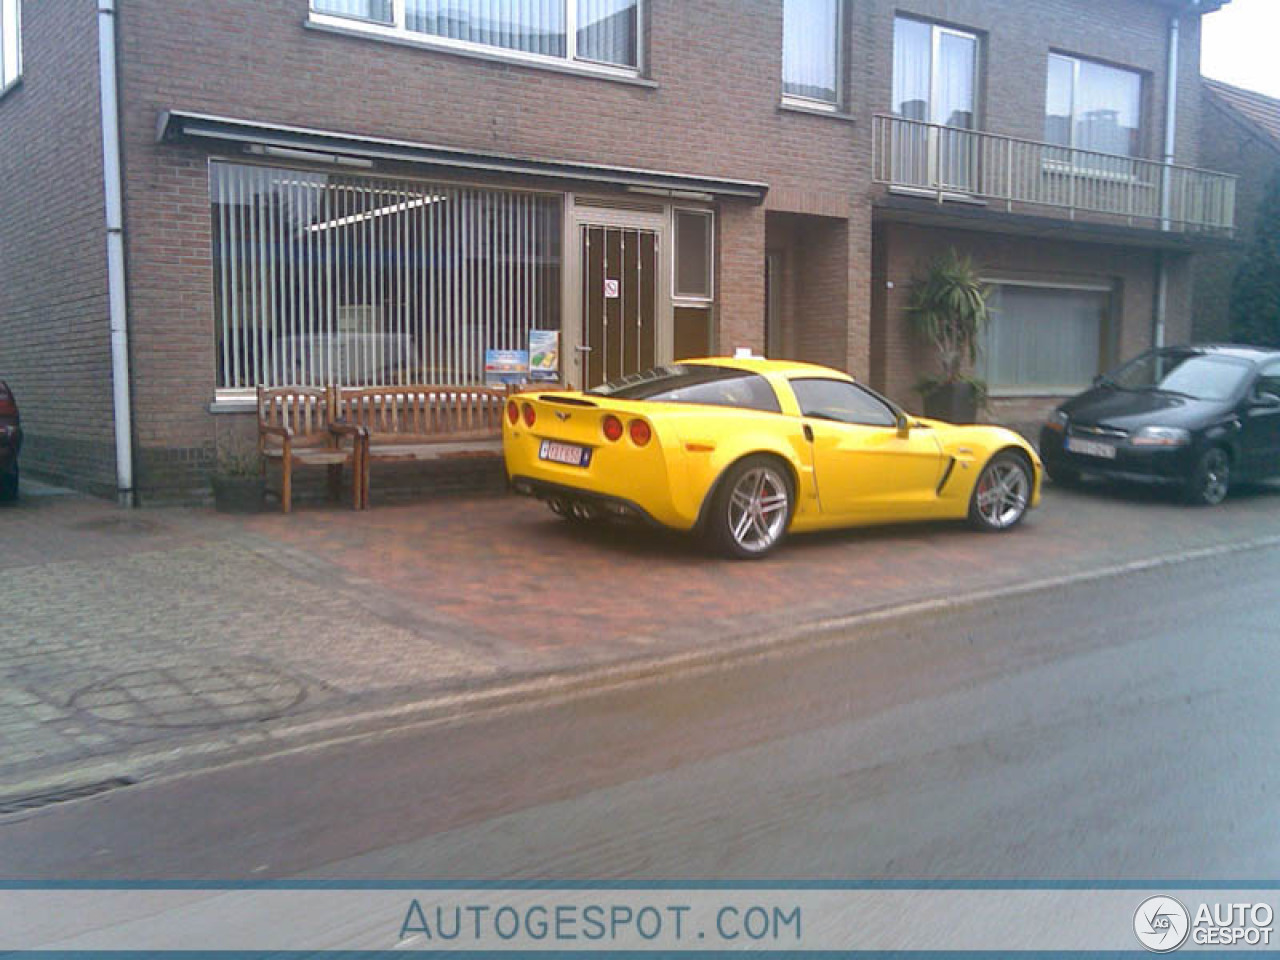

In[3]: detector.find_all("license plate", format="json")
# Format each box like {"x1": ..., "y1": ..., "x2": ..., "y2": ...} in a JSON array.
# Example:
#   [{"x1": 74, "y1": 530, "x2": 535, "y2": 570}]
[
  {"x1": 539, "y1": 440, "x2": 592, "y2": 468},
  {"x1": 1067, "y1": 436, "x2": 1117, "y2": 460}
]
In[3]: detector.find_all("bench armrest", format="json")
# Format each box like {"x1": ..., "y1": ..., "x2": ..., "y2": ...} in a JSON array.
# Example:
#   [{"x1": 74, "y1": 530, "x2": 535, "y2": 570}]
[
  {"x1": 328, "y1": 421, "x2": 368, "y2": 439},
  {"x1": 258, "y1": 424, "x2": 294, "y2": 440}
]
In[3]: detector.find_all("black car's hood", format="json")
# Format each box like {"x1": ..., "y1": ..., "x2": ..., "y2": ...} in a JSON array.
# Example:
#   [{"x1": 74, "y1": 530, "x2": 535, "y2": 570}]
[{"x1": 1061, "y1": 387, "x2": 1225, "y2": 432}]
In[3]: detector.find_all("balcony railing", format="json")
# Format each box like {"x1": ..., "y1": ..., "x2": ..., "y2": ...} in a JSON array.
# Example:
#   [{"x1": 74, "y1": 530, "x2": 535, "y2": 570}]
[{"x1": 872, "y1": 114, "x2": 1236, "y2": 234}]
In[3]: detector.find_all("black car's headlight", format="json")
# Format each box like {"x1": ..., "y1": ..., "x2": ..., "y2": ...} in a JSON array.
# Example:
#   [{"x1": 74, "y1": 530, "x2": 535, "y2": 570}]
[
  {"x1": 1131, "y1": 425, "x2": 1191, "y2": 447},
  {"x1": 1044, "y1": 409, "x2": 1069, "y2": 433}
]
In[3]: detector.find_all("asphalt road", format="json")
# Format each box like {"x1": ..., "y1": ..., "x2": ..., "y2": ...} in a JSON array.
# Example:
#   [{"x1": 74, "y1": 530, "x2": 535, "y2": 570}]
[{"x1": 2, "y1": 542, "x2": 1278, "y2": 881}]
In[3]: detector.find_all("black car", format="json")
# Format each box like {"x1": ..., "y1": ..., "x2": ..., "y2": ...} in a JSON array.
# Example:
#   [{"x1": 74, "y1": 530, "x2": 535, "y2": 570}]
[
  {"x1": 1040, "y1": 345, "x2": 1280, "y2": 505},
  {"x1": 0, "y1": 381, "x2": 20, "y2": 501}
]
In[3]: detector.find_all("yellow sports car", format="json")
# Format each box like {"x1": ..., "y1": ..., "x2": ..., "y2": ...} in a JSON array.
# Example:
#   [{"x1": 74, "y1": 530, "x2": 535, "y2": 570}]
[{"x1": 504, "y1": 358, "x2": 1042, "y2": 558}]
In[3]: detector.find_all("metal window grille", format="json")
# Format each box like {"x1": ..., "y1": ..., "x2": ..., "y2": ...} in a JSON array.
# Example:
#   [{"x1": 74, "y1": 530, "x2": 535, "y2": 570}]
[{"x1": 210, "y1": 162, "x2": 562, "y2": 391}]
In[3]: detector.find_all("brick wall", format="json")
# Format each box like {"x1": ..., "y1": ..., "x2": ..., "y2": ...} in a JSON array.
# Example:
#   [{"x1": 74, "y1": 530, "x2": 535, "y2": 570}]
[
  {"x1": 100, "y1": 0, "x2": 1212, "y2": 498},
  {"x1": 0, "y1": 0, "x2": 115, "y2": 496},
  {"x1": 873, "y1": 222, "x2": 1175, "y2": 424},
  {"x1": 1193, "y1": 90, "x2": 1280, "y2": 341}
]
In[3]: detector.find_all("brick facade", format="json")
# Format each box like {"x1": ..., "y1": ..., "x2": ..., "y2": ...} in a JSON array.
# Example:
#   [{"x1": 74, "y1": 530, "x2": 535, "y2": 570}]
[
  {"x1": 0, "y1": 0, "x2": 115, "y2": 496},
  {"x1": 0, "y1": 0, "x2": 1226, "y2": 500}
]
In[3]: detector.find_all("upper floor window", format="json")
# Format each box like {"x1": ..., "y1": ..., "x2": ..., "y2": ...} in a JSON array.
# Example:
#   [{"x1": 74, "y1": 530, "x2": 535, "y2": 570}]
[
  {"x1": 1, "y1": 0, "x2": 21, "y2": 93},
  {"x1": 892, "y1": 16, "x2": 979, "y2": 130},
  {"x1": 782, "y1": 0, "x2": 840, "y2": 106},
  {"x1": 1045, "y1": 54, "x2": 1142, "y2": 158},
  {"x1": 311, "y1": 0, "x2": 640, "y2": 72}
]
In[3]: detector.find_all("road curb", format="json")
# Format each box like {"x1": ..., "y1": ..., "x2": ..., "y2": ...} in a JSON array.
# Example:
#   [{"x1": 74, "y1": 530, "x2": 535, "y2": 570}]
[{"x1": 4, "y1": 531, "x2": 1279, "y2": 811}]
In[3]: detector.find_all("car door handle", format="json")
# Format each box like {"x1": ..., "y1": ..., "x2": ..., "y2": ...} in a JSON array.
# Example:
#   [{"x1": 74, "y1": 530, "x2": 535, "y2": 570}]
[{"x1": 803, "y1": 424, "x2": 814, "y2": 442}]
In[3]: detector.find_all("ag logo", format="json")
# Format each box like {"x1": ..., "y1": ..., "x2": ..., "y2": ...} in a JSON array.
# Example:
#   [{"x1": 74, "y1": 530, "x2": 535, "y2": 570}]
[{"x1": 1135, "y1": 896, "x2": 1190, "y2": 952}]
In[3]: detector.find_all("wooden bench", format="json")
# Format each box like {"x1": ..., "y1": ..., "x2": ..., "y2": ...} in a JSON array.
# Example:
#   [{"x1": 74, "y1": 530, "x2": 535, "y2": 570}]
[
  {"x1": 256, "y1": 386, "x2": 366, "y2": 513},
  {"x1": 330, "y1": 385, "x2": 508, "y2": 509}
]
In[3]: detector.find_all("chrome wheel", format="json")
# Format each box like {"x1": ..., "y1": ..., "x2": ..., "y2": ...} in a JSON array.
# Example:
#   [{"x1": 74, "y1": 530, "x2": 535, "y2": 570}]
[
  {"x1": 1189, "y1": 448, "x2": 1230, "y2": 506},
  {"x1": 710, "y1": 457, "x2": 793, "y2": 559},
  {"x1": 970, "y1": 454, "x2": 1031, "y2": 531}
]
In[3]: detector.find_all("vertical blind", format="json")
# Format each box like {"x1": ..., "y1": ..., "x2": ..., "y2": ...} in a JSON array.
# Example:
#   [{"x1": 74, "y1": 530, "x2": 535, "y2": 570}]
[
  {"x1": 782, "y1": 0, "x2": 839, "y2": 103},
  {"x1": 316, "y1": 0, "x2": 638, "y2": 67},
  {"x1": 313, "y1": 0, "x2": 393, "y2": 24},
  {"x1": 980, "y1": 285, "x2": 1107, "y2": 393},
  {"x1": 210, "y1": 163, "x2": 562, "y2": 390}
]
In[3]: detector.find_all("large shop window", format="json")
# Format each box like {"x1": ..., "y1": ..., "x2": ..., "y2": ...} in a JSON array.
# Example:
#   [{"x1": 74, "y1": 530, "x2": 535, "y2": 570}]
[
  {"x1": 312, "y1": 0, "x2": 640, "y2": 71},
  {"x1": 979, "y1": 284, "x2": 1109, "y2": 395},
  {"x1": 210, "y1": 162, "x2": 562, "y2": 391},
  {"x1": 782, "y1": 0, "x2": 840, "y2": 106},
  {"x1": 0, "y1": 0, "x2": 21, "y2": 92},
  {"x1": 1045, "y1": 54, "x2": 1143, "y2": 158}
]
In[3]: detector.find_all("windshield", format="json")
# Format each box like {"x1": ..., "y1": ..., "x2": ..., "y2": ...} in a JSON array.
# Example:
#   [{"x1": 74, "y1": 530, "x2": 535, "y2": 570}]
[
  {"x1": 1106, "y1": 350, "x2": 1252, "y2": 402},
  {"x1": 587, "y1": 364, "x2": 781, "y2": 413}
]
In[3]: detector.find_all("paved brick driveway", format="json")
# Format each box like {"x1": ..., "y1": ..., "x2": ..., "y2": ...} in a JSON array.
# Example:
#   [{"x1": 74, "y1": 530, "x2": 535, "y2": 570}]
[{"x1": 2, "y1": 476, "x2": 1279, "y2": 789}]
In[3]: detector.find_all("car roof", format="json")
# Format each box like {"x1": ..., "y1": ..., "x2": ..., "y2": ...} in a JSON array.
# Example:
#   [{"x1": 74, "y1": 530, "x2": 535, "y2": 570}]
[
  {"x1": 1170, "y1": 344, "x2": 1280, "y2": 363},
  {"x1": 684, "y1": 356, "x2": 854, "y2": 379}
]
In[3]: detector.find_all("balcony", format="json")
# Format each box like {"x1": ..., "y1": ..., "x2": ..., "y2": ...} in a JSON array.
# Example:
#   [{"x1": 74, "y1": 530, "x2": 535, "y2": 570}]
[{"x1": 872, "y1": 115, "x2": 1236, "y2": 235}]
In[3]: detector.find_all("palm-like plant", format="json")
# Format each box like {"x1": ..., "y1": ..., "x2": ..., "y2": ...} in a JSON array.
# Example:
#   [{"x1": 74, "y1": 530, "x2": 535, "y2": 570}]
[{"x1": 905, "y1": 248, "x2": 990, "y2": 387}]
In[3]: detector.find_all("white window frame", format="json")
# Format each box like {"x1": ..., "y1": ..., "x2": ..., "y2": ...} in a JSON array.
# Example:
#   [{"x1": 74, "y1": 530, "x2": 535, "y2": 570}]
[
  {"x1": 780, "y1": 0, "x2": 843, "y2": 112},
  {"x1": 671, "y1": 207, "x2": 714, "y2": 304},
  {"x1": 0, "y1": 0, "x2": 22, "y2": 97},
  {"x1": 309, "y1": 0, "x2": 643, "y2": 80},
  {"x1": 893, "y1": 16, "x2": 981, "y2": 130},
  {"x1": 1045, "y1": 52, "x2": 1143, "y2": 158}
]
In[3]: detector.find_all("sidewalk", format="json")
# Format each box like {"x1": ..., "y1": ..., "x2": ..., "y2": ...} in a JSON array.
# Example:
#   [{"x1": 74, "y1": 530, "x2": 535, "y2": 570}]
[{"x1": 3, "y1": 476, "x2": 1279, "y2": 796}]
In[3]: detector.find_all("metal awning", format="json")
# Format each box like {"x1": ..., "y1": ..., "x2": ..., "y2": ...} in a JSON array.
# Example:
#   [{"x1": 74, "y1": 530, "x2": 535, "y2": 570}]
[{"x1": 158, "y1": 110, "x2": 769, "y2": 202}]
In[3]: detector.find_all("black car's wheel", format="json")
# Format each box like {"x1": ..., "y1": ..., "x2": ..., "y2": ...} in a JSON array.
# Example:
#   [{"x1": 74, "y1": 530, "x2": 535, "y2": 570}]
[
  {"x1": 969, "y1": 452, "x2": 1032, "y2": 532},
  {"x1": 708, "y1": 455, "x2": 793, "y2": 560},
  {"x1": 1185, "y1": 447, "x2": 1231, "y2": 506},
  {"x1": 1045, "y1": 460, "x2": 1081, "y2": 487},
  {"x1": 0, "y1": 464, "x2": 17, "y2": 502}
]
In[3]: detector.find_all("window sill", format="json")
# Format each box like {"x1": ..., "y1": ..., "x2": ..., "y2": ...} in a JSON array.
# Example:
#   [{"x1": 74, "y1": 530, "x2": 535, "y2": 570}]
[
  {"x1": 210, "y1": 396, "x2": 257, "y2": 414},
  {"x1": 778, "y1": 99, "x2": 855, "y2": 123},
  {"x1": 304, "y1": 19, "x2": 657, "y2": 89},
  {"x1": 0, "y1": 75, "x2": 22, "y2": 103}
]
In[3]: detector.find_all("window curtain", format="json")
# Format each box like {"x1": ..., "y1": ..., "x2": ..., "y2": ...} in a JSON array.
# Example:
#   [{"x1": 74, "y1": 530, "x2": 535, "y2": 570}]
[
  {"x1": 891, "y1": 17, "x2": 931, "y2": 121},
  {"x1": 935, "y1": 31, "x2": 975, "y2": 129},
  {"x1": 783, "y1": 0, "x2": 839, "y2": 103},
  {"x1": 981, "y1": 286, "x2": 1106, "y2": 392},
  {"x1": 577, "y1": 0, "x2": 637, "y2": 67},
  {"x1": 1044, "y1": 55, "x2": 1074, "y2": 147},
  {"x1": 1075, "y1": 60, "x2": 1141, "y2": 156},
  {"x1": 313, "y1": 0, "x2": 393, "y2": 24},
  {"x1": 406, "y1": 0, "x2": 567, "y2": 57}
]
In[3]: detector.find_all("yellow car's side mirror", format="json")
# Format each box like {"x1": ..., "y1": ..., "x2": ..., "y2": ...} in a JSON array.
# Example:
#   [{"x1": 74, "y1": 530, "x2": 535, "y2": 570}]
[{"x1": 896, "y1": 415, "x2": 912, "y2": 438}]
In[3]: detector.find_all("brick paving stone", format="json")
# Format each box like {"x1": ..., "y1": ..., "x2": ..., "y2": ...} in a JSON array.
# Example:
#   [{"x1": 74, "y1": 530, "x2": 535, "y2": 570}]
[{"x1": 2, "y1": 480, "x2": 1280, "y2": 787}]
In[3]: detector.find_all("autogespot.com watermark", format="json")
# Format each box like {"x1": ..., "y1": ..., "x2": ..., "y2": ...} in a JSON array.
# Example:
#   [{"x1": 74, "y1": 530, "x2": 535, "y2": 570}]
[
  {"x1": 398, "y1": 899, "x2": 802, "y2": 948},
  {"x1": 1135, "y1": 895, "x2": 1275, "y2": 952}
]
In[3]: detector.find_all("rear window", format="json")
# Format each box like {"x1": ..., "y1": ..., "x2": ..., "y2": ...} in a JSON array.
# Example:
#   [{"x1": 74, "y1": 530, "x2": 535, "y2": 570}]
[{"x1": 588, "y1": 365, "x2": 781, "y2": 413}]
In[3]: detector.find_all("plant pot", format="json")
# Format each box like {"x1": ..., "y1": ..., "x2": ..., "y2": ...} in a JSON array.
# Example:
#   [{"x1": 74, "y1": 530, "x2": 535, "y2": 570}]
[
  {"x1": 921, "y1": 381, "x2": 979, "y2": 424},
  {"x1": 212, "y1": 474, "x2": 267, "y2": 514}
]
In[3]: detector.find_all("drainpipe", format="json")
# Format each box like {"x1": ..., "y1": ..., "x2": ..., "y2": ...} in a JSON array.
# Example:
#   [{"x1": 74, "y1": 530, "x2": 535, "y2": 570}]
[
  {"x1": 1153, "y1": 8, "x2": 1183, "y2": 351},
  {"x1": 97, "y1": 0, "x2": 134, "y2": 506}
]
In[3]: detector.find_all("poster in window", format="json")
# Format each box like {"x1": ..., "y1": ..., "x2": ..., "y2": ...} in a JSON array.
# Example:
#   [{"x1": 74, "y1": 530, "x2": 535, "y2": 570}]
[
  {"x1": 528, "y1": 330, "x2": 560, "y2": 383},
  {"x1": 484, "y1": 349, "x2": 529, "y2": 387}
]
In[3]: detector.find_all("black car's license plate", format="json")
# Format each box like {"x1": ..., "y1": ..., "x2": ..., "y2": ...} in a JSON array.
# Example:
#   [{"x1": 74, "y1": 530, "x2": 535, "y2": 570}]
[
  {"x1": 1066, "y1": 436, "x2": 1117, "y2": 460},
  {"x1": 539, "y1": 440, "x2": 592, "y2": 468}
]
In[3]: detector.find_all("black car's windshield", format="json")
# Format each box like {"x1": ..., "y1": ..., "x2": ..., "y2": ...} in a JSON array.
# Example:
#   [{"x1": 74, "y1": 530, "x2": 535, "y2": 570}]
[
  {"x1": 587, "y1": 364, "x2": 781, "y2": 413},
  {"x1": 1106, "y1": 350, "x2": 1252, "y2": 402}
]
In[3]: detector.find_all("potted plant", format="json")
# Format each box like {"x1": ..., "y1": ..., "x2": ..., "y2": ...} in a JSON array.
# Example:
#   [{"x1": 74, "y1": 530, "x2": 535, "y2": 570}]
[
  {"x1": 905, "y1": 248, "x2": 991, "y2": 423},
  {"x1": 211, "y1": 437, "x2": 266, "y2": 514}
]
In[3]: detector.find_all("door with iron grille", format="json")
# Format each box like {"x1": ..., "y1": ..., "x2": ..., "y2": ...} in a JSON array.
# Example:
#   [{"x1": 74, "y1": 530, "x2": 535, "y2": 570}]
[{"x1": 578, "y1": 225, "x2": 661, "y2": 389}]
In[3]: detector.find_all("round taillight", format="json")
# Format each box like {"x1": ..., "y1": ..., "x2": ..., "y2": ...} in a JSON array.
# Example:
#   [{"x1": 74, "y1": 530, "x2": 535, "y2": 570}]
[
  {"x1": 602, "y1": 415, "x2": 624, "y2": 442},
  {"x1": 629, "y1": 419, "x2": 652, "y2": 446},
  {"x1": 522, "y1": 402, "x2": 536, "y2": 427},
  {"x1": 506, "y1": 400, "x2": 519, "y2": 425}
]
